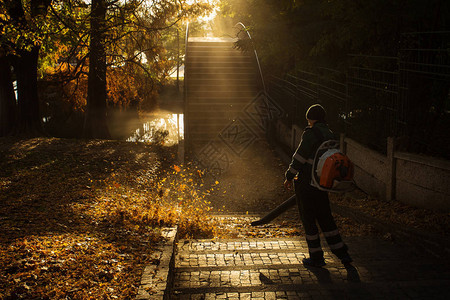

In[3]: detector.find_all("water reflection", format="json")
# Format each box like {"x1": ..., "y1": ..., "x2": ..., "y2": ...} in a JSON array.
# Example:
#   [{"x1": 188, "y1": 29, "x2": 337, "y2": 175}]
[{"x1": 127, "y1": 113, "x2": 184, "y2": 145}]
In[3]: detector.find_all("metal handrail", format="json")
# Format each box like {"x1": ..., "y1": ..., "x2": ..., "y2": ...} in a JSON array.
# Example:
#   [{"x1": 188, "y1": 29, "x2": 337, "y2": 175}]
[
  {"x1": 183, "y1": 21, "x2": 189, "y2": 106},
  {"x1": 184, "y1": 21, "x2": 189, "y2": 103},
  {"x1": 185, "y1": 22, "x2": 190, "y2": 54},
  {"x1": 183, "y1": 22, "x2": 190, "y2": 144},
  {"x1": 234, "y1": 22, "x2": 266, "y2": 92}
]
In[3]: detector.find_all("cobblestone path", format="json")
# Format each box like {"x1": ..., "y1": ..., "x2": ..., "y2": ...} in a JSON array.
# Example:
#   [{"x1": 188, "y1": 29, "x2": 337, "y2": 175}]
[{"x1": 170, "y1": 216, "x2": 450, "y2": 300}]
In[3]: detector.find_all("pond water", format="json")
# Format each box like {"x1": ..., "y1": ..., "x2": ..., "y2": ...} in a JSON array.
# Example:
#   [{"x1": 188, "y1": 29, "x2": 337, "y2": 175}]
[{"x1": 127, "y1": 113, "x2": 184, "y2": 145}]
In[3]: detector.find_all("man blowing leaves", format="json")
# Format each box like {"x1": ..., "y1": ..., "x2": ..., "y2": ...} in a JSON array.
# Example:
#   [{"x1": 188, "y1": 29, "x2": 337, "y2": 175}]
[{"x1": 284, "y1": 104, "x2": 352, "y2": 267}]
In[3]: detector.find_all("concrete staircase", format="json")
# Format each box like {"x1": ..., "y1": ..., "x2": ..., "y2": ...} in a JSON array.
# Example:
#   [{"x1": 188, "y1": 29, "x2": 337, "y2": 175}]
[{"x1": 184, "y1": 37, "x2": 261, "y2": 151}]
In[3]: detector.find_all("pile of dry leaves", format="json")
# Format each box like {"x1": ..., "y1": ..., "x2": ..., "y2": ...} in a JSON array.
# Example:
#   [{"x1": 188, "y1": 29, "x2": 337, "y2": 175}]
[{"x1": 0, "y1": 137, "x2": 219, "y2": 299}]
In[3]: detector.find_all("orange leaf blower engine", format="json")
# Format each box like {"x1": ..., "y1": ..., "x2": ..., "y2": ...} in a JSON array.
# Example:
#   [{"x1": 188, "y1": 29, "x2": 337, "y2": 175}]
[{"x1": 318, "y1": 152, "x2": 354, "y2": 188}]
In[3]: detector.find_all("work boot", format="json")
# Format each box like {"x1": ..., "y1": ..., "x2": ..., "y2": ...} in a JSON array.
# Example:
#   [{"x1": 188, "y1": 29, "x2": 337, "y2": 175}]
[{"x1": 302, "y1": 257, "x2": 326, "y2": 267}]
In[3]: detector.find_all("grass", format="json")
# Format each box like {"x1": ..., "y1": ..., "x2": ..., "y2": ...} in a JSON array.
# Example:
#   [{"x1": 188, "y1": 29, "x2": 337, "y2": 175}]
[{"x1": 0, "y1": 137, "x2": 219, "y2": 299}]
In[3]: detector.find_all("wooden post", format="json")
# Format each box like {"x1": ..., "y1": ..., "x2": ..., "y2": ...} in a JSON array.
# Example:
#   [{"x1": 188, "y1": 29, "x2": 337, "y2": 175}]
[{"x1": 386, "y1": 137, "x2": 396, "y2": 201}]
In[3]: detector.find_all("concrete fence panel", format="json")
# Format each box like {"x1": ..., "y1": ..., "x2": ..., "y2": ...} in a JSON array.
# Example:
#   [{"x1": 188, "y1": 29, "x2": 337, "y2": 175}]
[
  {"x1": 395, "y1": 152, "x2": 450, "y2": 211},
  {"x1": 345, "y1": 138, "x2": 388, "y2": 200}
]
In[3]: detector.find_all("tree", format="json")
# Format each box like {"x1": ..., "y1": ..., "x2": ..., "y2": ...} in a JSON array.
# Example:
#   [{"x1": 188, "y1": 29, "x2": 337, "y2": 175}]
[
  {"x1": 2, "y1": 0, "x2": 212, "y2": 139},
  {"x1": 218, "y1": 0, "x2": 450, "y2": 75},
  {"x1": 83, "y1": 0, "x2": 109, "y2": 138},
  {"x1": 54, "y1": 0, "x2": 211, "y2": 139},
  {"x1": 0, "y1": 54, "x2": 16, "y2": 136},
  {"x1": 1, "y1": 0, "x2": 52, "y2": 137},
  {"x1": 218, "y1": 0, "x2": 327, "y2": 74}
]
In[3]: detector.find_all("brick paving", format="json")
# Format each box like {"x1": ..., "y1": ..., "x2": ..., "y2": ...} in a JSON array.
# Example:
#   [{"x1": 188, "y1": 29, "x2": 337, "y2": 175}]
[{"x1": 169, "y1": 217, "x2": 450, "y2": 299}]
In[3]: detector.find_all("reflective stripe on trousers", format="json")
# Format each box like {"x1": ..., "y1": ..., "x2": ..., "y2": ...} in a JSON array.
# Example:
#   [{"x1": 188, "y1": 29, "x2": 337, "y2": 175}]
[
  {"x1": 323, "y1": 229, "x2": 345, "y2": 251},
  {"x1": 306, "y1": 233, "x2": 322, "y2": 253}
]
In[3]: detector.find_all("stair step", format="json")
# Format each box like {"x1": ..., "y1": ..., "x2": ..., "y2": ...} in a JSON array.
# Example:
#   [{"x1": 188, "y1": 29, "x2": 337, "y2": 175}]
[
  {"x1": 186, "y1": 61, "x2": 253, "y2": 68},
  {"x1": 187, "y1": 38, "x2": 236, "y2": 48},
  {"x1": 186, "y1": 86, "x2": 258, "y2": 93},
  {"x1": 186, "y1": 78, "x2": 257, "y2": 84},
  {"x1": 187, "y1": 56, "x2": 252, "y2": 64},
  {"x1": 186, "y1": 86, "x2": 257, "y2": 92},
  {"x1": 188, "y1": 50, "x2": 248, "y2": 57},
  {"x1": 187, "y1": 43, "x2": 236, "y2": 49},
  {"x1": 187, "y1": 91, "x2": 257, "y2": 98},
  {"x1": 187, "y1": 45, "x2": 235, "y2": 50},
  {"x1": 187, "y1": 67, "x2": 256, "y2": 73},
  {"x1": 186, "y1": 99, "x2": 254, "y2": 105},
  {"x1": 187, "y1": 70, "x2": 256, "y2": 80}
]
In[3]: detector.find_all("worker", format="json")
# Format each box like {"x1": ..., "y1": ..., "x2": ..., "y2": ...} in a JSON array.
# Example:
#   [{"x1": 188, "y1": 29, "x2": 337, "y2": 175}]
[{"x1": 284, "y1": 104, "x2": 352, "y2": 267}]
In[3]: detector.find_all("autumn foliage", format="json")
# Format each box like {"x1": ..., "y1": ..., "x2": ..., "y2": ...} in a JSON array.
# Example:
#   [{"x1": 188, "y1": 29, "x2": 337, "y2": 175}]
[{"x1": 0, "y1": 137, "x2": 219, "y2": 299}]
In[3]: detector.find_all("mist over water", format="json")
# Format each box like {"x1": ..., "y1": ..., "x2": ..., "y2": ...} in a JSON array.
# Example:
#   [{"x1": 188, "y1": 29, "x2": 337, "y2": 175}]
[{"x1": 127, "y1": 111, "x2": 184, "y2": 145}]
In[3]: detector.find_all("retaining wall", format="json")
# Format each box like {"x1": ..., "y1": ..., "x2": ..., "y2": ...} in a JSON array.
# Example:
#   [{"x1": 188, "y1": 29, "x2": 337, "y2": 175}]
[{"x1": 272, "y1": 119, "x2": 450, "y2": 212}]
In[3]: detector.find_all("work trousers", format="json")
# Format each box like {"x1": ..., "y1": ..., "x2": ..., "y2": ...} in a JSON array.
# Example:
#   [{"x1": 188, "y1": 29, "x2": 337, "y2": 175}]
[{"x1": 294, "y1": 180, "x2": 349, "y2": 261}]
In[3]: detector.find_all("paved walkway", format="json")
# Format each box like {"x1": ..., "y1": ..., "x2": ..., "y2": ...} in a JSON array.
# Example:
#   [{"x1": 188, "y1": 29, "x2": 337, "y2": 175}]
[{"x1": 169, "y1": 217, "x2": 450, "y2": 300}]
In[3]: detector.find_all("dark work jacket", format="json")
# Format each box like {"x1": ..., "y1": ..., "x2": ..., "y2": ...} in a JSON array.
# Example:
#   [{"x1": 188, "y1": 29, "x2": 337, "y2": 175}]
[{"x1": 285, "y1": 122, "x2": 336, "y2": 183}]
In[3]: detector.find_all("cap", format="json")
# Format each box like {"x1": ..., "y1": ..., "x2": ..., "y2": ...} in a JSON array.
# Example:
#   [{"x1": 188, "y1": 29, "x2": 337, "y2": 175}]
[{"x1": 306, "y1": 104, "x2": 326, "y2": 121}]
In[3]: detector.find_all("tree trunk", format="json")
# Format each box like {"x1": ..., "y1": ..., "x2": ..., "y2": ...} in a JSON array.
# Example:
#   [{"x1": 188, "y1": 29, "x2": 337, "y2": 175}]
[
  {"x1": 13, "y1": 46, "x2": 44, "y2": 137},
  {"x1": 6, "y1": 0, "x2": 47, "y2": 137},
  {"x1": 0, "y1": 56, "x2": 17, "y2": 136},
  {"x1": 84, "y1": 0, "x2": 110, "y2": 139}
]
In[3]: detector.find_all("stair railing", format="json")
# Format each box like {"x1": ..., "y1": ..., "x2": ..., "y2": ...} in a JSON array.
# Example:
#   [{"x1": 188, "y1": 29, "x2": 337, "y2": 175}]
[
  {"x1": 183, "y1": 22, "x2": 190, "y2": 145},
  {"x1": 184, "y1": 21, "x2": 189, "y2": 100},
  {"x1": 234, "y1": 22, "x2": 266, "y2": 93}
]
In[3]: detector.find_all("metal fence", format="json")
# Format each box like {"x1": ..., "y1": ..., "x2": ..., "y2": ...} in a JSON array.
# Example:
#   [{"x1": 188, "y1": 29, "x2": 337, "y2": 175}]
[
  {"x1": 397, "y1": 32, "x2": 450, "y2": 158},
  {"x1": 266, "y1": 31, "x2": 450, "y2": 158},
  {"x1": 346, "y1": 55, "x2": 400, "y2": 153},
  {"x1": 267, "y1": 69, "x2": 347, "y2": 132}
]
